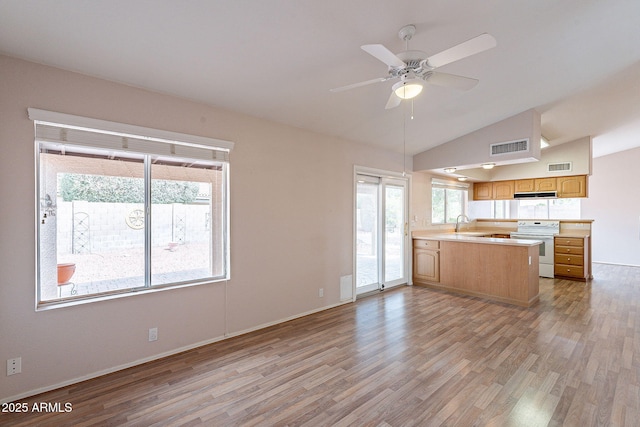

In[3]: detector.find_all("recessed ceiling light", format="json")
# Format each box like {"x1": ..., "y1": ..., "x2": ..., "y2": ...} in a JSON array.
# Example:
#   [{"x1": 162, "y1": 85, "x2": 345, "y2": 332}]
[
  {"x1": 444, "y1": 167, "x2": 456, "y2": 173},
  {"x1": 481, "y1": 163, "x2": 495, "y2": 169},
  {"x1": 457, "y1": 177, "x2": 468, "y2": 181}
]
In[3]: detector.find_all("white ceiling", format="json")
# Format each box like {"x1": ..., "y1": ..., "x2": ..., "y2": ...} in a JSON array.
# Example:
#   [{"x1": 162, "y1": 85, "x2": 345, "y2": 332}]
[{"x1": 1, "y1": 0, "x2": 640, "y2": 159}]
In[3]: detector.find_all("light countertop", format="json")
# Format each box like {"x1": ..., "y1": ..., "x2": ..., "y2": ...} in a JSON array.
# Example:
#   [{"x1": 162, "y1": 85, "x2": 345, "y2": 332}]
[{"x1": 413, "y1": 232, "x2": 542, "y2": 247}]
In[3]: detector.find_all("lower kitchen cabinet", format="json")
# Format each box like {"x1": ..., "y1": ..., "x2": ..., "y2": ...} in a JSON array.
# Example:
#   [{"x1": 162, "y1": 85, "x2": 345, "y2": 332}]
[
  {"x1": 413, "y1": 239, "x2": 440, "y2": 283},
  {"x1": 554, "y1": 235, "x2": 590, "y2": 281}
]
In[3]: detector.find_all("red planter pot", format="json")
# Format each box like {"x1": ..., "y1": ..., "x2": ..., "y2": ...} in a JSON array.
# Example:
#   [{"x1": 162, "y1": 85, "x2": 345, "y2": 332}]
[{"x1": 57, "y1": 263, "x2": 76, "y2": 285}]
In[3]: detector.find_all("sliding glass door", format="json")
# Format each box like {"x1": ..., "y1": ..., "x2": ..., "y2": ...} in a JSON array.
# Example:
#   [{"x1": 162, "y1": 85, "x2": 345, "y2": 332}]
[{"x1": 355, "y1": 174, "x2": 408, "y2": 295}]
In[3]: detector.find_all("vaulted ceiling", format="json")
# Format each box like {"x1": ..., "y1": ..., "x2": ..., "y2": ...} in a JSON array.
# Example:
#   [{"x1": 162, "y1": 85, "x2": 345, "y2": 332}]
[{"x1": 1, "y1": 1, "x2": 639, "y2": 158}]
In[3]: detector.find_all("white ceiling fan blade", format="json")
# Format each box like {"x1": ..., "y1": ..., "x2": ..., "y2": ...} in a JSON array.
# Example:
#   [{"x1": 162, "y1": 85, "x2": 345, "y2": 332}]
[
  {"x1": 361, "y1": 44, "x2": 406, "y2": 68},
  {"x1": 330, "y1": 77, "x2": 388, "y2": 92},
  {"x1": 424, "y1": 33, "x2": 496, "y2": 68},
  {"x1": 427, "y1": 72, "x2": 479, "y2": 91},
  {"x1": 385, "y1": 92, "x2": 401, "y2": 109}
]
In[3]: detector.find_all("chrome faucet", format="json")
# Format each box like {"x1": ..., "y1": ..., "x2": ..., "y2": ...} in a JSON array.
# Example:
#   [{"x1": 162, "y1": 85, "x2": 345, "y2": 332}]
[{"x1": 455, "y1": 214, "x2": 470, "y2": 232}]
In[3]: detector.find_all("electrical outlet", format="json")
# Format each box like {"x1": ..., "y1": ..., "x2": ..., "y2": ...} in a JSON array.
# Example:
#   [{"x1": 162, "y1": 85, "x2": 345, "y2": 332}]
[
  {"x1": 148, "y1": 327, "x2": 158, "y2": 342},
  {"x1": 7, "y1": 357, "x2": 21, "y2": 376},
  {"x1": 319, "y1": 288, "x2": 324, "y2": 298}
]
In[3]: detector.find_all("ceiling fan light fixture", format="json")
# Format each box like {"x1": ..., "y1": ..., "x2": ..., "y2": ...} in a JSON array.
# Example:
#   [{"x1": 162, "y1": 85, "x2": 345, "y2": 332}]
[{"x1": 392, "y1": 79, "x2": 423, "y2": 100}]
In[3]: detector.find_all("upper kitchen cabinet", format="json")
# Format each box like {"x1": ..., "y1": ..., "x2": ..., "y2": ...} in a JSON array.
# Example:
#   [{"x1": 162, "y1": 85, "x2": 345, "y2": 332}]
[
  {"x1": 472, "y1": 180, "x2": 515, "y2": 200},
  {"x1": 493, "y1": 181, "x2": 515, "y2": 200},
  {"x1": 472, "y1": 175, "x2": 588, "y2": 200},
  {"x1": 473, "y1": 182, "x2": 493, "y2": 200},
  {"x1": 557, "y1": 175, "x2": 587, "y2": 198},
  {"x1": 535, "y1": 178, "x2": 557, "y2": 191},
  {"x1": 514, "y1": 177, "x2": 557, "y2": 193},
  {"x1": 514, "y1": 179, "x2": 535, "y2": 192}
]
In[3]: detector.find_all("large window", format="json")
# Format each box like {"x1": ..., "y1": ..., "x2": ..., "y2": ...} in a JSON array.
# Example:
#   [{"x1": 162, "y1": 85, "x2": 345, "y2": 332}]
[
  {"x1": 515, "y1": 198, "x2": 580, "y2": 219},
  {"x1": 468, "y1": 198, "x2": 581, "y2": 220},
  {"x1": 431, "y1": 179, "x2": 469, "y2": 224},
  {"x1": 31, "y1": 109, "x2": 232, "y2": 307}
]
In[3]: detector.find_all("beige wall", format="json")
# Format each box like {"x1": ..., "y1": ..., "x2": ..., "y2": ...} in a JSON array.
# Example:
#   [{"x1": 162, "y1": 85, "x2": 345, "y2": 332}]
[
  {"x1": 413, "y1": 109, "x2": 541, "y2": 172},
  {"x1": 0, "y1": 55, "x2": 410, "y2": 401},
  {"x1": 582, "y1": 146, "x2": 640, "y2": 265},
  {"x1": 488, "y1": 136, "x2": 592, "y2": 180}
]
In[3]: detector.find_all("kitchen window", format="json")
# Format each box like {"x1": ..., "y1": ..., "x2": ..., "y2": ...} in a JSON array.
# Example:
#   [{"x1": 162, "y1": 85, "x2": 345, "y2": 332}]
[
  {"x1": 31, "y1": 109, "x2": 232, "y2": 307},
  {"x1": 516, "y1": 198, "x2": 580, "y2": 219},
  {"x1": 431, "y1": 178, "x2": 469, "y2": 224},
  {"x1": 468, "y1": 198, "x2": 581, "y2": 219}
]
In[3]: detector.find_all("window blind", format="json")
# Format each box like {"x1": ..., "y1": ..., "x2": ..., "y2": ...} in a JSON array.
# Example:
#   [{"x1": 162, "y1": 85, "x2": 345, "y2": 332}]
[
  {"x1": 432, "y1": 177, "x2": 470, "y2": 190},
  {"x1": 28, "y1": 108, "x2": 233, "y2": 163}
]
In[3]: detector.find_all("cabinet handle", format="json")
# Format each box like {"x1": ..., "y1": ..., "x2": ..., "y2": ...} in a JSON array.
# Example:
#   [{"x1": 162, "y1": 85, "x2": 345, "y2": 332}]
[{"x1": 567, "y1": 258, "x2": 570, "y2": 261}]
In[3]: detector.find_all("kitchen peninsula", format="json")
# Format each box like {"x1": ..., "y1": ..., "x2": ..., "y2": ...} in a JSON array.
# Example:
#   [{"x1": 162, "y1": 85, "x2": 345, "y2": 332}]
[{"x1": 412, "y1": 232, "x2": 541, "y2": 307}]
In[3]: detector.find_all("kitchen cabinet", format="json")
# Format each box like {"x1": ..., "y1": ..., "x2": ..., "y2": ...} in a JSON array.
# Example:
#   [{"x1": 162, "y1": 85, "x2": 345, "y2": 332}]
[
  {"x1": 535, "y1": 178, "x2": 557, "y2": 191},
  {"x1": 473, "y1": 182, "x2": 493, "y2": 201},
  {"x1": 493, "y1": 181, "x2": 514, "y2": 199},
  {"x1": 473, "y1": 180, "x2": 514, "y2": 200},
  {"x1": 472, "y1": 175, "x2": 588, "y2": 200},
  {"x1": 554, "y1": 236, "x2": 589, "y2": 281},
  {"x1": 413, "y1": 239, "x2": 440, "y2": 283},
  {"x1": 514, "y1": 179, "x2": 535, "y2": 192},
  {"x1": 557, "y1": 175, "x2": 587, "y2": 198}
]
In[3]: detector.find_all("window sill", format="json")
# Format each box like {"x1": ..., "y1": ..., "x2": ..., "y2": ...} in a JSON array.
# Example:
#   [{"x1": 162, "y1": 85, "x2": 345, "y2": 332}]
[{"x1": 36, "y1": 277, "x2": 228, "y2": 311}]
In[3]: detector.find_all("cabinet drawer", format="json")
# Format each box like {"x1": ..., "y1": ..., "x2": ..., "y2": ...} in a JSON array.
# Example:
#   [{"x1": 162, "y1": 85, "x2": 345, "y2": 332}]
[
  {"x1": 555, "y1": 237, "x2": 583, "y2": 247},
  {"x1": 555, "y1": 245, "x2": 584, "y2": 255},
  {"x1": 413, "y1": 239, "x2": 439, "y2": 249},
  {"x1": 555, "y1": 254, "x2": 584, "y2": 266},
  {"x1": 555, "y1": 265, "x2": 585, "y2": 278}
]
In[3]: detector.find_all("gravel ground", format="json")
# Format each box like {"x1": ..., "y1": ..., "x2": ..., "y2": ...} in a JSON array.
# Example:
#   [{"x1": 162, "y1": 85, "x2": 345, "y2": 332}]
[{"x1": 57, "y1": 242, "x2": 212, "y2": 297}]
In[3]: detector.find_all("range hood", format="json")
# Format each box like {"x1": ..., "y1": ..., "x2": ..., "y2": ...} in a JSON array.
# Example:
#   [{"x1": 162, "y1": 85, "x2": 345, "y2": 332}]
[{"x1": 513, "y1": 191, "x2": 557, "y2": 199}]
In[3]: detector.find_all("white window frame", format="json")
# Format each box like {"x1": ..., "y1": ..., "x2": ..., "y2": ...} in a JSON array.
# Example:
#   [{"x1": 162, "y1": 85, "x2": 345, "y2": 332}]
[
  {"x1": 30, "y1": 109, "x2": 233, "y2": 309},
  {"x1": 431, "y1": 178, "x2": 469, "y2": 224}
]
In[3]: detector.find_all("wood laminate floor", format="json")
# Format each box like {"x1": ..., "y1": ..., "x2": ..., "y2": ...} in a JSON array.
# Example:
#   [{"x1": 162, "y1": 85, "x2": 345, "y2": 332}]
[{"x1": 3, "y1": 263, "x2": 640, "y2": 426}]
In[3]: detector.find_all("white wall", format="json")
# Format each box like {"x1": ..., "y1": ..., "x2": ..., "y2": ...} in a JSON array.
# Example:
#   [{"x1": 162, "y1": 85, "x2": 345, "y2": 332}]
[
  {"x1": 0, "y1": 55, "x2": 410, "y2": 401},
  {"x1": 413, "y1": 109, "x2": 541, "y2": 171},
  {"x1": 489, "y1": 136, "x2": 592, "y2": 180},
  {"x1": 582, "y1": 146, "x2": 640, "y2": 265}
]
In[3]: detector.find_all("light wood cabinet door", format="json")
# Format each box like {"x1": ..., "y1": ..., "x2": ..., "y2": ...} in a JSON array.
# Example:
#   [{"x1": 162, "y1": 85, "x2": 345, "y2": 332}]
[
  {"x1": 556, "y1": 175, "x2": 587, "y2": 197},
  {"x1": 492, "y1": 181, "x2": 515, "y2": 200},
  {"x1": 535, "y1": 178, "x2": 557, "y2": 191},
  {"x1": 514, "y1": 179, "x2": 535, "y2": 193},
  {"x1": 557, "y1": 176, "x2": 587, "y2": 198},
  {"x1": 473, "y1": 182, "x2": 493, "y2": 200},
  {"x1": 413, "y1": 248, "x2": 440, "y2": 283}
]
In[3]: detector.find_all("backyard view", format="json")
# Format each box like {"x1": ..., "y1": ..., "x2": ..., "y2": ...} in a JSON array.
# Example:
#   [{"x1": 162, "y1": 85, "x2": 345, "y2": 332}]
[
  {"x1": 356, "y1": 178, "x2": 405, "y2": 291},
  {"x1": 39, "y1": 147, "x2": 224, "y2": 302}
]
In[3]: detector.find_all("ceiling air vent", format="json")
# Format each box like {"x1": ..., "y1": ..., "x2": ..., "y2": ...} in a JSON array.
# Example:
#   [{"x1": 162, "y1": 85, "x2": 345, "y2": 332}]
[
  {"x1": 490, "y1": 139, "x2": 529, "y2": 157},
  {"x1": 548, "y1": 162, "x2": 572, "y2": 172}
]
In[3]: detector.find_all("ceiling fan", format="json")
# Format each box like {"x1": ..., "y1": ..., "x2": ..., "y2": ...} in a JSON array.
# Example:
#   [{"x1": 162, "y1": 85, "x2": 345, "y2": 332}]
[{"x1": 331, "y1": 25, "x2": 497, "y2": 109}]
